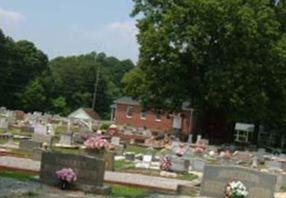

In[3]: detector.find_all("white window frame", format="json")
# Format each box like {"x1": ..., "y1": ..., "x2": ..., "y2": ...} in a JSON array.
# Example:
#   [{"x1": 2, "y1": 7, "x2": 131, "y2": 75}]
[
  {"x1": 155, "y1": 113, "x2": 162, "y2": 122},
  {"x1": 140, "y1": 111, "x2": 147, "y2": 120},
  {"x1": 126, "y1": 106, "x2": 133, "y2": 118}
]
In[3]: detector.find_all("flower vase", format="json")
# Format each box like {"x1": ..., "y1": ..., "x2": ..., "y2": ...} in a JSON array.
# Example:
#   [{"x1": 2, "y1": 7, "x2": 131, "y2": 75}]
[{"x1": 60, "y1": 180, "x2": 69, "y2": 190}]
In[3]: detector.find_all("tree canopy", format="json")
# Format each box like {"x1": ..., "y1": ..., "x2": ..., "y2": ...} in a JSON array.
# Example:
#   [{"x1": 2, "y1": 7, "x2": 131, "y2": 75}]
[{"x1": 127, "y1": 0, "x2": 286, "y2": 138}]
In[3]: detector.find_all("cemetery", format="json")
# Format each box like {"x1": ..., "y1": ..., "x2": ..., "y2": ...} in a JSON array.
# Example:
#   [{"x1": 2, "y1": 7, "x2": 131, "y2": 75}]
[{"x1": 0, "y1": 107, "x2": 285, "y2": 197}]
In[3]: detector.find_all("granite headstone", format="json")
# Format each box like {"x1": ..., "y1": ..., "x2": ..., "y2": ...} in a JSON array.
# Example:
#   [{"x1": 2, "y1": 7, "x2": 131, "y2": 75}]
[{"x1": 200, "y1": 165, "x2": 277, "y2": 198}]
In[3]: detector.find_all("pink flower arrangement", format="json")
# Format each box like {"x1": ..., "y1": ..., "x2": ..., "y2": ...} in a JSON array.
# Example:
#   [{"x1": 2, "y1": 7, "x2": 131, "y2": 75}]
[
  {"x1": 56, "y1": 168, "x2": 77, "y2": 183},
  {"x1": 160, "y1": 156, "x2": 172, "y2": 171},
  {"x1": 84, "y1": 136, "x2": 108, "y2": 150},
  {"x1": 194, "y1": 146, "x2": 205, "y2": 154}
]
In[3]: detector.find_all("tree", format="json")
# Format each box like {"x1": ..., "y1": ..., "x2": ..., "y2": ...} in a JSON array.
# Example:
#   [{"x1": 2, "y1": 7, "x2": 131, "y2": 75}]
[{"x1": 129, "y1": 0, "x2": 286, "y2": 142}]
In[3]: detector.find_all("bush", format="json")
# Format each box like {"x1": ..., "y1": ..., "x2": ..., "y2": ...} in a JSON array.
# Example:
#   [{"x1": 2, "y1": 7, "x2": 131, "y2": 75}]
[{"x1": 100, "y1": 123, "x2": 110, "y2": 130}]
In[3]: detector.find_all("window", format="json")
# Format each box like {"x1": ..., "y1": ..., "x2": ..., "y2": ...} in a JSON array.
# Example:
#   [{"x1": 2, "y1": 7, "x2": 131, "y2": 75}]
[
  {"x1": 126, "y1": 106, "x2": 133, "y2": 118},
  {"x1": 155, "y1": 113, "x2": 162, "y2": 122},
  {"x1": 140, "y1": 111, "x2": 146, "y2": 120}
]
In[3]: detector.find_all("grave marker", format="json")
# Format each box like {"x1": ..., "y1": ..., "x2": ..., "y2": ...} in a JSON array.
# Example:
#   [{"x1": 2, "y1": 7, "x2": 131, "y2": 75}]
[
  {"x1": 200, "y1": 165, "x2": 277, "y2": 198},
  {"x1": 40, "y1": 151, "x2": 110, "y2": 194}
]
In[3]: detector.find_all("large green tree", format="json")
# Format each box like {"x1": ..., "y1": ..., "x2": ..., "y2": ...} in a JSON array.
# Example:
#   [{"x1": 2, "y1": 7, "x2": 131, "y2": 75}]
[
  {"x1": 0, "y1": 29, "x2": 48, "y2": 109},
  {"x1": 129, "y1": 0, "x2": 286, "y2": 142},
  {"x1": 22, "y1": 52, "x2": 135, "y2": 118}
]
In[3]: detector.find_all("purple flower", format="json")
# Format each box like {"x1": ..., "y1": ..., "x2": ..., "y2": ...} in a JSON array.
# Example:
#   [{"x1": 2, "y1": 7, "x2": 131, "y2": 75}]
[{"x1": 56, "y1": 168, "x2": 77, "y2": 184}]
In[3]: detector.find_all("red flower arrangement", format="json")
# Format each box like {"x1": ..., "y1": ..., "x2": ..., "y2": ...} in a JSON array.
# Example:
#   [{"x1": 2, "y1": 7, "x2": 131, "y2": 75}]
[
  {"x1": 160, "y1": 156, "x2": 172, "y2": 171},
  {"x1": 84, "y1": 135, "x2": 108, "y2": 150}
]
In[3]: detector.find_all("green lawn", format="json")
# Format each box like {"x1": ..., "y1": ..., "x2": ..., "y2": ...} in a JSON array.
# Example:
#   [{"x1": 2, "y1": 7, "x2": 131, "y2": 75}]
[
  {"x1": 0, "y1": 171, "x2": 36, "y2": 181},
  {"x1": 125, "y1": 145, "x2": 146, "y2": 154},
  {"x1": 111, "y1": 184, "x2": 150, "y2": 198},
  {"x1": 114, "y1": 160, "x2": 135, "y2": 171},
  {"x1": 179, "y1": 173, "x2": 198, "y2": 181}
]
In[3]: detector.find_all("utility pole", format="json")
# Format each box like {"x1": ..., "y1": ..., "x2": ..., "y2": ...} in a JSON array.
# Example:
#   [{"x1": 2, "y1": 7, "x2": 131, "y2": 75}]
[{"x1": 92, "y1": 64, "x2": 100, "y2": 109}]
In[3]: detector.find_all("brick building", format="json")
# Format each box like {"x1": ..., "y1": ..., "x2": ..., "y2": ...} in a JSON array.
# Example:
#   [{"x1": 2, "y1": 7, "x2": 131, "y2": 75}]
[{"x1": 111, "y1": 97, "x2": 194, "y2": 135}]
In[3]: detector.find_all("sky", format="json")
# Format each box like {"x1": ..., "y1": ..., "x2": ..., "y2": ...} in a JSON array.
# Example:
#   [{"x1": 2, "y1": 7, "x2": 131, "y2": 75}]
[{"x1": 0, "y1": 0, "x2": 139, "y2": 62}]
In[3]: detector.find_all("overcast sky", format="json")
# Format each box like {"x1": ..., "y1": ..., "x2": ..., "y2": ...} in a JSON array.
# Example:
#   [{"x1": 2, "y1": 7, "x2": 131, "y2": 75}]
[{"x1": 0, "y1": 0, "x2": 138, "y2": 62}]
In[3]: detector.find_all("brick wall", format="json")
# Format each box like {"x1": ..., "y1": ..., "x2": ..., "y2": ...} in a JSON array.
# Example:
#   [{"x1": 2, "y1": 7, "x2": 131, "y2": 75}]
[{"x1": 114, "y1": 103, "x2": 193, "y2": 134}]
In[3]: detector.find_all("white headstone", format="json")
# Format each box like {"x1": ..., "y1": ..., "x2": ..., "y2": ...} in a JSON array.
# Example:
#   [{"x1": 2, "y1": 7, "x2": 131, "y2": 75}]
[{"x1": 111, "y1": 137, "x2": 120, "y2": 146}]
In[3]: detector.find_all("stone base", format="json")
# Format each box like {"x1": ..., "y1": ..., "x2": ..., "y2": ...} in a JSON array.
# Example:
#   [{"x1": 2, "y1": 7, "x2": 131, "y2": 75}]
[{"x1": 79, "y1": 184, "x2": 111, "y2": 194}]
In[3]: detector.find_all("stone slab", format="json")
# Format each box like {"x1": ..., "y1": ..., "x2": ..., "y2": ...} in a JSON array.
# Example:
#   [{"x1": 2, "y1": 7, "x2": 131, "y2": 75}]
[
  {"x1": 40, "y1": 151, "x2": 110, "y2": 194},
  {"x1": 19, "y1": 139, "x2": 42, "y2": 152},
  {"x1": 200, "y1": 165, "x2": 277, "y2": 198}
]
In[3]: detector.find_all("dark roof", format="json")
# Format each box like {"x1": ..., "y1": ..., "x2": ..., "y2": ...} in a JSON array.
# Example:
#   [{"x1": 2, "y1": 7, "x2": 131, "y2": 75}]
[
  {"x1": 83, "y1": 108, "x2": 101, "y2": 120},
  {"x1": 182, "y1": 102, "x2": 192, "y2": 110},
  {"x1": 114, "y1": 96, "x2": 140, "y2": 106}
]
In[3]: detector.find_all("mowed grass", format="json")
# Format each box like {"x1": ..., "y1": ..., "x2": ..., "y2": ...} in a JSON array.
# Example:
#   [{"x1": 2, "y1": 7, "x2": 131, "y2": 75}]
[
  {"x1": 0, "y1": 171, "x2": 36, "y2": 181},
  {"x1": 111, "y1": 184, "x2": 150, "y2": 198},
  {"x1": 114, "y1": 160, "x2": 135, "y2": 171}
]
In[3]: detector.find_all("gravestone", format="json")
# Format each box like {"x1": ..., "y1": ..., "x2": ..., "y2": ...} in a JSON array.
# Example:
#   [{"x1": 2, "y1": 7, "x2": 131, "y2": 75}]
[
  {"x1": 170, "y1": 156, "x2": 190, "y2": 173},
  {"x1": 103, "y1": 151, "x2": 115, "y2": 171},
  {"x1": 125, "y1": 152, "x2": 135, "y2": 161},
  {"x1": 200, "y1": 165, "x2": 277, "y2": 198},
  {"x1": 190, "y1": 158, "x2": 206, "y2": 172},
  {"x1": 19, "y1": 139, "x2": 42, "y2": 152},
  {"x1": 136, "y1": 155, "x2": 152, "y2": 169},
  {"x1": 32, "y1": 148, "x2": 45, "y2": 161},
  {"x1": 111, "y1": 137, "x2": 123, "y2": 155},
  {"x1": 0, "y1": 118, "x2": 8, "y2": 130},
  {"x1": 111, "y1": 136, "x2": 120, "y2": 146},
  {"x1": 187, "y1": 134, "x2": 193, "y2": 143},
  {"x1": 32, "y1": 133, "x2": 52, "y2": 144},
  {"x1": 40, "y1": 151, "x2": 110, "y2": 194},
  {"x1": 59, "y1": 133, "x2": 72, "y2": 145},
  {"x1": 266, "y1": 160, "x2": 285, "y2": 171},
  {"x1": 196, "y1": 135, "x2": 202, "y2": 144}
]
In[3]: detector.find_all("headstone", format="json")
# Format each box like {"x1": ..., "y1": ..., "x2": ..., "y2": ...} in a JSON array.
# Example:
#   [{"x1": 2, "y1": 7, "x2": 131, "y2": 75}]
[
  {"x1": 32, "y1": 133, "x2": 52, "y2": 144},
  {"x1": 136, "y1": 155, "x2": 152, "y2": 169},
  {"x1": 266, "y1": 160, "x2": 284, "y2": 171},
  {"x1": 32, "y1": 148, "x2": 45, "y2": 161},
  {"x1": 59, "y1": 133, "x2": 72, "y2": 145},
  {"x1": 19, "y1": 139, "x2": 42, "y2": 152},
  {"x1": 103, "y1": 151, "x2": 115, "y2": 171},
  {"x1": 40, "y1": 151, "x2": 110, "y2": 194},
  {"x1": 196, "y1": 135, "x2": 202, "y2": 144},
  {"x1": 170, "y1": 156, "x2": 190, "y2": 173},
  {"x1": 143, "y1": 129, "x2": 152, "y2": 137},
  {"x1": 191, "y1": 158, "x2": 206, "y2": 172},
  {"x1": 187, "y1": 134, "x2": 193, "y2": 143},
  {"x1": 200, "y1": 165, "x2": 277, "y2": 198},
  {"x1": 111, "y1": 137, "x2": 120, "y2": 146},
  {"x1": 114, "y1": 144, "x2": 124, "y2": 156},
  {"x1": 0, "y1": 118, "x2": 8, "y2": 130},
  {"x1": 125, "y1": 152, "x2": 135, "y2": 161}
]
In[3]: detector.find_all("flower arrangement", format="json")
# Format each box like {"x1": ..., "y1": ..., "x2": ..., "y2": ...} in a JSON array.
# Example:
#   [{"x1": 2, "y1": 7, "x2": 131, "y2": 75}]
[
  {"x1": 225, "y1": 180, "x2": 248, "y2": 198},
  {"x1": 160, "y1": 156, "x2": 172, "y2": 171},
  {"x1": 84, "y1": 135, "x2": 108, "y2": 150},
  {"x1": 108, "y1": 124, "x2": 118, "y2": 136},
  {"x1": 193, "y1": 146, "x2": 205, "y2": 154},
  {"x1": 56, "y1": 168, "x2": 77, "y2": 189}
]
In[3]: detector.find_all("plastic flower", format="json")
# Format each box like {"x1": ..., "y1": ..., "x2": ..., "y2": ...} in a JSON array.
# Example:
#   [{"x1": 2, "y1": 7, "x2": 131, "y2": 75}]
[
  {"x1": 160, "y1": 156, "x2": 172, "y2": 171},
  {"x1": 84, "y1": 135, "x2": 108, "y2": 150},
  {"x1": 225, "y1": 180, "x2": 248, "y2": 198},
  {"x1": 56, "y1": 168, "x2": 77, "y2": 184}
]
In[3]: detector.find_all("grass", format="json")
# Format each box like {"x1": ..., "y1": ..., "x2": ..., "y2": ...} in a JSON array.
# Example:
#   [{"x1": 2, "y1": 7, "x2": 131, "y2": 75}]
[
  {"x1": 179, "y1": 173, "x2": 198, "y2": 181},
  {"x1": 125, "y1": 145, "x2": 148, "y2": 154},
  {"x1": 281, "y1": 185, "x2": 286, "y2": 192},
  {"x1": 0, "y1": 171, "x2": 36, "y2": 181},
  {"x1": 111, "y1": 184, "x2": 150, "y2": 198},
  {"x1": 114, "y1": 160, "x2": 135, "y2": 171}
]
